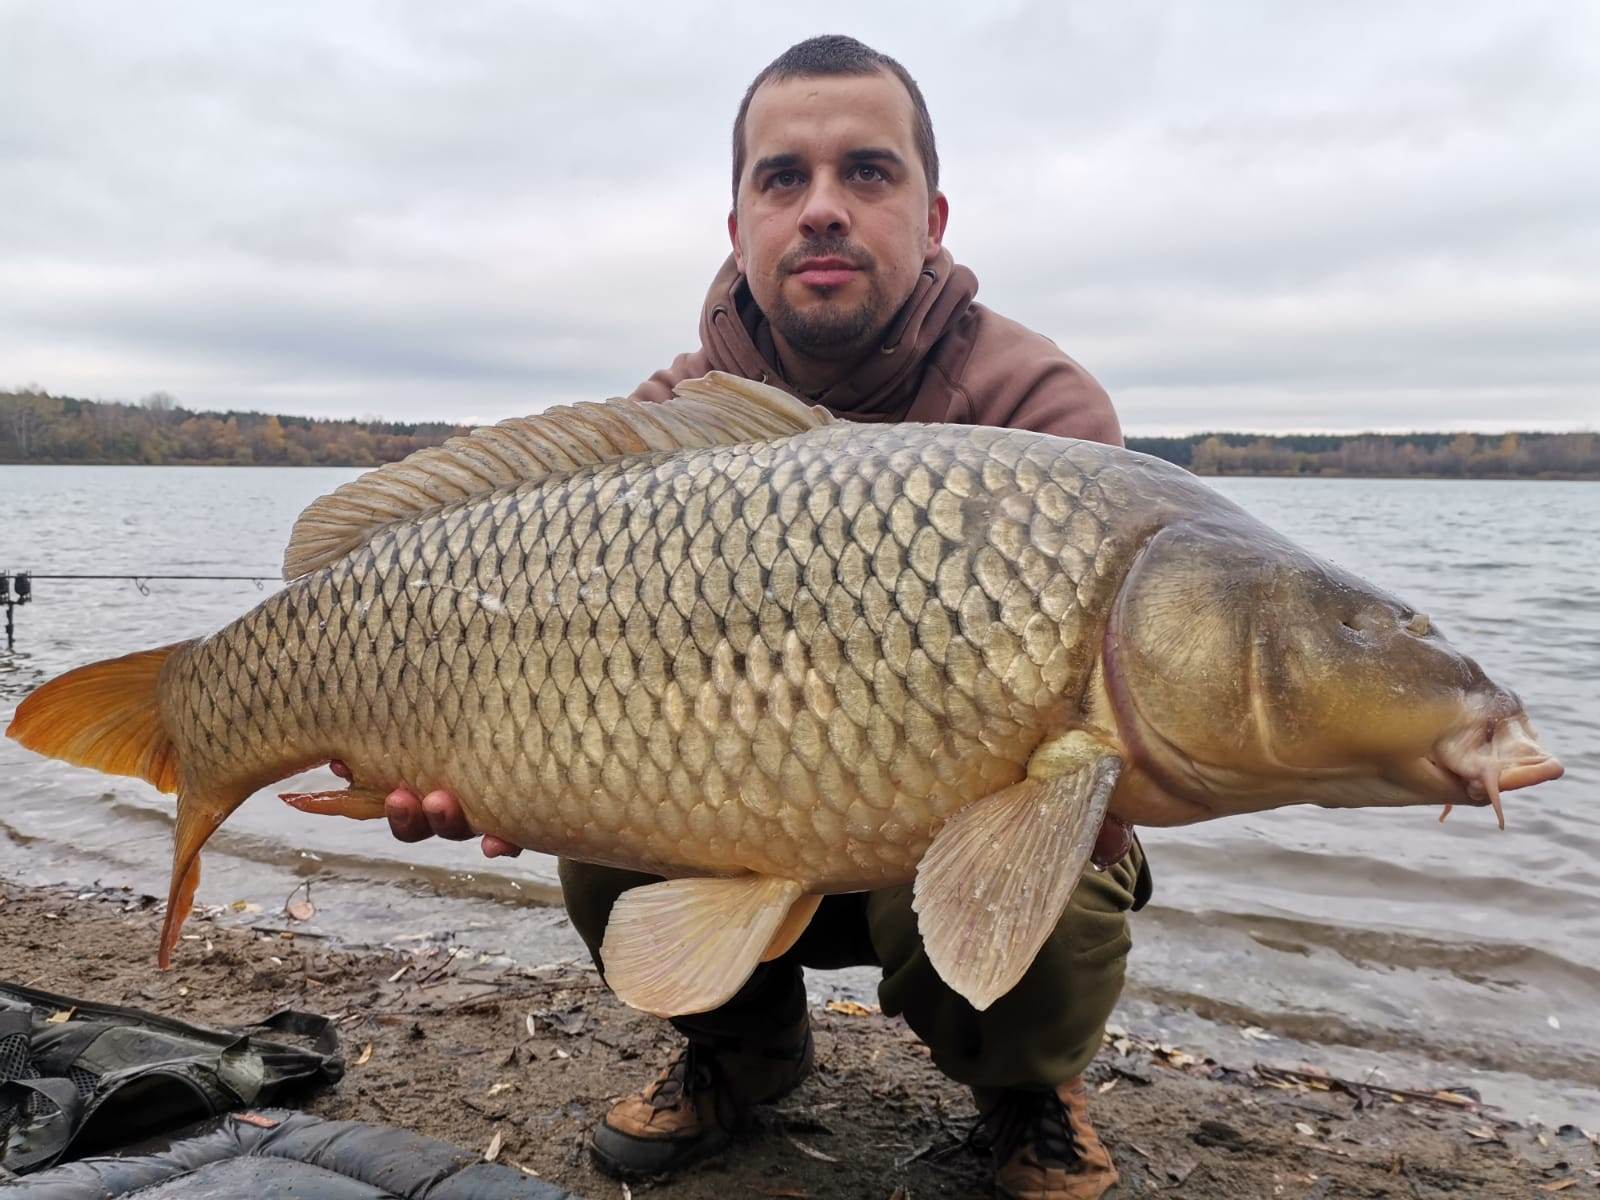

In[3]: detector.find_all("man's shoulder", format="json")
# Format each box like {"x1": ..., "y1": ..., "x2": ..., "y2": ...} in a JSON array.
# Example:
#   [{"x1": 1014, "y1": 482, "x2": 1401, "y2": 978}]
[
  {"x1": 942, "y1": 302, "x2": 1095, "y2": 392},
  {"x1": 930, "y1": 302, "x2": 1121, "y2": 445}
]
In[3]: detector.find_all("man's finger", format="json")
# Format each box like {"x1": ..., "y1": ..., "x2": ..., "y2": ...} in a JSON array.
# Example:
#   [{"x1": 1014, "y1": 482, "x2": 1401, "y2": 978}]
[
  {"x1": 385, "y1": 788, "x2": 431, "y2": 843},
  {"x1": 481, "y1": 836, "x2": 523, "y2": 859},
  {"x1": 1090, "y1": 815, "x2": 1134, "y2": 870},
  {"x1": 421, "y1": 790, "x2": 475, "y2": 840}
]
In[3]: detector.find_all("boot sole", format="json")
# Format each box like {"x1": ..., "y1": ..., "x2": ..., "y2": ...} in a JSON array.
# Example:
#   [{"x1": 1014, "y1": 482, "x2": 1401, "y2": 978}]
[
  {"x1": 588, "y1": 1125, "x2": 733, "y2": 1182},
  {"x1": 994, "y1": 1173, "x2": 1121, "y2": 1199},
  {"x1": 587, "y1": 1029, "x2": 815, "y2": 1181}
]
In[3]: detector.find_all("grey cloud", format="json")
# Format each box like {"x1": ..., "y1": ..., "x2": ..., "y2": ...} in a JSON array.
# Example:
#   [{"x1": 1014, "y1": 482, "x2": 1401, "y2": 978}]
[{"x1": 1, "y1": 1, "x2": 1595, "y2": 431}]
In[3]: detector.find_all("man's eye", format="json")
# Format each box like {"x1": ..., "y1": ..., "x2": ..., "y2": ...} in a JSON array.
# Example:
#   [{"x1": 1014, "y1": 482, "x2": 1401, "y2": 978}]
[
  {"x1": 770, "y1": 170, "x2": 802, "y2": 189},
  {"x1": 850, "y1": 164, "x2": 886, "y2": 182}
]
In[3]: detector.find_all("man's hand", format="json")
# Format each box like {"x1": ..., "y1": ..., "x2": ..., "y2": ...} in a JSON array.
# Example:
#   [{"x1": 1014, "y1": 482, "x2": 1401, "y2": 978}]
[{"x1": 328, "y1": 760, "x2": 523, "y2": 858}]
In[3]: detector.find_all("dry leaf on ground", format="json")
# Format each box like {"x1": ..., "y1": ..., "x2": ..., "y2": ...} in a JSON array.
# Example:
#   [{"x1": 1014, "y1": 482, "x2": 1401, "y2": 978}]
[
  {"x1": 788, "y1": 1135, "x2": 840, "y2": 1163},
  {"x1": 825, "y1": 1000, "x2": 876, "y2": 1017}
]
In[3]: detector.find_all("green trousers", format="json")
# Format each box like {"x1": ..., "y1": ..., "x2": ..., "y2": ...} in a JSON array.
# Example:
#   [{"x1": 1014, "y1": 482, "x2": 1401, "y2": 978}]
[{"x1": 558, "y1": 843, "x2": 1151, "y2": 1091}]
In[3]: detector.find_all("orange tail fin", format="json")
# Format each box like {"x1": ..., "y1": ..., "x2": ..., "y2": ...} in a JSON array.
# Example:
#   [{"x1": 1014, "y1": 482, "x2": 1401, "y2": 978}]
[
  {"x1": 5, "y1": 642, "x2": 219, "y2": 968},
  {"x1": 5, "y1": 643, "x2": 191, "y2": 792}
]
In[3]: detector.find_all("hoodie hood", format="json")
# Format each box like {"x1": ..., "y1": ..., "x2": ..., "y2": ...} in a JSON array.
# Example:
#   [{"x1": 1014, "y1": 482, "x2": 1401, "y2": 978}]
[{"x1": 697, "y1": 248, "x2": 980, "y2": 421}]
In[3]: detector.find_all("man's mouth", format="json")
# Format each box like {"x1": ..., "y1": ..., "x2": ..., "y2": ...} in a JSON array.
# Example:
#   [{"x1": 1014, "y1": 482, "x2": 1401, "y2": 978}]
[{"x1": 790, "y1": 257, "x2": 861, "y2": 288}]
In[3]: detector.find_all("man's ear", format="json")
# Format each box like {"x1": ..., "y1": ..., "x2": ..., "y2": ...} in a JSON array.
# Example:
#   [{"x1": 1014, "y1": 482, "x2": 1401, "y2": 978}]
[
  {"x1": 728, "y1": 209, "x2": 746, "y2": 274},
  {"x1": 924, "y1": 192, "x2": 949, "y2": 263}
]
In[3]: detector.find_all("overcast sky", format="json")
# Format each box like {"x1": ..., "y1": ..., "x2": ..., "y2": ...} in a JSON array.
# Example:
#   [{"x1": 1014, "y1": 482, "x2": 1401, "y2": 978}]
[{"x1": 3, "y1": 1, "x2": 1596, "y2": 434}]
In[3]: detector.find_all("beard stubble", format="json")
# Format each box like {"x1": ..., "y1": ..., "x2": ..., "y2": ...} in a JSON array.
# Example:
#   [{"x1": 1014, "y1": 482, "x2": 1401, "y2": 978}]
[{"x1": 768, "y1": 237, "x2": 892, "y2": 360}]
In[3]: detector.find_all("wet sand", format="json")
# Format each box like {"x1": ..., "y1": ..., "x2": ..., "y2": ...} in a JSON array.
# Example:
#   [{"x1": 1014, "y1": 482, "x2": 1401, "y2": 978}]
[{"x1": 3, "y1": 880, "x2": 1593, "y2": 1198}]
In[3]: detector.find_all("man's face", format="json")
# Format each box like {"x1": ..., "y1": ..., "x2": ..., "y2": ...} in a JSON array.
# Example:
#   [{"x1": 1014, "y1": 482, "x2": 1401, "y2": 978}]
[{"x1": 730, "y1": 71, "x2": 948, "y2": 364}]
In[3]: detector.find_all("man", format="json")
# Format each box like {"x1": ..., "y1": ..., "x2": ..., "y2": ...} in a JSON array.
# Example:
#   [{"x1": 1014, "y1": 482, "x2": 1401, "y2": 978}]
[{"x1": 372, "y1": 35, "x2": 1149, "y2": 1200}]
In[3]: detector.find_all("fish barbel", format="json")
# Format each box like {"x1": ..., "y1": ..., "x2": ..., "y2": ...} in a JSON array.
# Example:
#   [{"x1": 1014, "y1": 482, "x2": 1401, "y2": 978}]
[{"x1": 6, "y1": 373, "x2": 1564, "y2": 1016}]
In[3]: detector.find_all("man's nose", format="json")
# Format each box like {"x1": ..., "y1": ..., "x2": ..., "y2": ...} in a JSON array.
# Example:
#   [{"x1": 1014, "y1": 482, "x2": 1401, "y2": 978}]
[{"x1": 798, "y1": 176, "x2": 851, "y2": 239}]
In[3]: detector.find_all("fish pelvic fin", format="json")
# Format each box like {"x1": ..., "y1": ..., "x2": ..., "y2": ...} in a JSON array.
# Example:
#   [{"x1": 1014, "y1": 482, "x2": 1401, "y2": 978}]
[
  {"x1": 761, "y1": 892, "x2": 822, "y2": 963},
  {"x1": 4, "y1": 642, "x2": 193, "y2": 794},
  {"x1": 600, "y1": 875, "x2": 810, "y2": 1017},
  {"x1": 913, "y1": 735, "x2": 1124, "y2": 1012},
  {"x1": 281, "y1": 370, "x2": 833, "y2": 580}
]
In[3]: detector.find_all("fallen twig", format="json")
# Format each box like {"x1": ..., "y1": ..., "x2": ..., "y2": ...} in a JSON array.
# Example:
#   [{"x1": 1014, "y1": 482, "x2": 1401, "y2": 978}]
[{"x1": 1254, "y1": 1065, "x2": 1482, "y2": 1114}]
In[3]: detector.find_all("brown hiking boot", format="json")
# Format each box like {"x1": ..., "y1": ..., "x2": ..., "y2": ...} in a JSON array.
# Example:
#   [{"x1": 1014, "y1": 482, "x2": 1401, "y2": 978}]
[
  {"x1": 975, "y1": 1077, "x2": 1120, "y2": 1200},
  {"x1": 588, "y1": 1022, "x2": 814, "y2": 1179}
]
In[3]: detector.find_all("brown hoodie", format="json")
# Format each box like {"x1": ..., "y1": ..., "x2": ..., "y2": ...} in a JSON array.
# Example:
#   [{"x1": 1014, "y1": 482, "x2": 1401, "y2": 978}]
[{"x1": 627, "y1": 248, "x2": 1123, "y2": 446}]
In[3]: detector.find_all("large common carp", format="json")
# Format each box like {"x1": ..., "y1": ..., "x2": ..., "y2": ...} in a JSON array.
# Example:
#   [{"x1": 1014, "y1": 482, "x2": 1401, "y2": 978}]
[{"x1": 6, "y1": 374, "x2": 1564, "y2": 1016}]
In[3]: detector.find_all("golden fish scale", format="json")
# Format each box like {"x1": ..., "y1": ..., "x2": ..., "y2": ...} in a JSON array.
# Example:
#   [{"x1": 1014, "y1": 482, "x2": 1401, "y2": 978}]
[{"x1": 163, "y1": 422, "x2": 1177, "y2": 889}]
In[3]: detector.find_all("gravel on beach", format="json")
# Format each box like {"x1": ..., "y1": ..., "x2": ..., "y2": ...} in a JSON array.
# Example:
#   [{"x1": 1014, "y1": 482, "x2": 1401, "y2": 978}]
[{"x1": 0, "y1": 880, "x2": 1592, "y2": 1199}]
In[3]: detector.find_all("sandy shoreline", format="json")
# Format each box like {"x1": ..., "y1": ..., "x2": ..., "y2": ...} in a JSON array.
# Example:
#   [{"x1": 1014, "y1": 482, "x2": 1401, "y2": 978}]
[{"x1": 1, "y1": 878, "x2": 1593, "y2": 1198}]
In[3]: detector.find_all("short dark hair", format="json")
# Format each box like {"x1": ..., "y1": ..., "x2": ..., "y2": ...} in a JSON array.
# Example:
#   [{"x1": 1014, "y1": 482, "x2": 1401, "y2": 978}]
[{"x1": 731, "y1": 35, "x2": 939, "y2": 205}]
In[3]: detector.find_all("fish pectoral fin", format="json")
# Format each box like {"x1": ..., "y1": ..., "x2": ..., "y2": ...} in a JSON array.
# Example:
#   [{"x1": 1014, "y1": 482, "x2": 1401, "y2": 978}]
[
  {"x1": 601, "y1": 875, "x2": 807, "y2": 1017},
  {"x1": 912, "y1": 747, "x2": 1123, "y2": 1012},
  {"x1": 280, "y1": 787, "x2": 390, "y2": 820}
]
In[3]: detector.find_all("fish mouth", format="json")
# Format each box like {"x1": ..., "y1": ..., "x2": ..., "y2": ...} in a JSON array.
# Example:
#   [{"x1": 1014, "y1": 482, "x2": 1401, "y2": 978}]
[{"x1": 1417, "y1": 714, "x2": 1564, "y2": 829}]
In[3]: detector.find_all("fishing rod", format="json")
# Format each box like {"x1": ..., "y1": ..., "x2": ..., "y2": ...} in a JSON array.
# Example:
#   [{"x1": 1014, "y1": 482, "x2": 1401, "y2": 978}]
[{"x1": 2, "y1": 571, "x2": 280, "y2": 650}]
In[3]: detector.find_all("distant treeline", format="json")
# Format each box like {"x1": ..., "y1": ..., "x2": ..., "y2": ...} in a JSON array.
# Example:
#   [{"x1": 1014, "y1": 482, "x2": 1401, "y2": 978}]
[
  {"x1": 1127, "y1": 430, "x2": 1598, "y2": 479},
  {"x1": 0, "y1": 388, "x2": 468, "y2": 467},
  {"x1": 2, "y1": 386, "x2": 1596, "y2": 478}
]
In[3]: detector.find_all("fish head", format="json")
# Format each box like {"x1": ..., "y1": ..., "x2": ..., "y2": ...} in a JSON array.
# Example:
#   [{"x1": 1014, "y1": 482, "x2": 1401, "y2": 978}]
[{"x1": 1102, "y1": 521, "x2": 1564, "y2": 826}]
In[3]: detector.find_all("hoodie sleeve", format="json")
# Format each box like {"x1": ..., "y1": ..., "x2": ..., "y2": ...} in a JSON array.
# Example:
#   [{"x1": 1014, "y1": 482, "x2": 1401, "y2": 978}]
[
  {"x1": 625, "y1": 348, "x2": 713, "y2": 405},
  {"x1": 949, "y1": 307, "x2": 1124, "y2": 448}
]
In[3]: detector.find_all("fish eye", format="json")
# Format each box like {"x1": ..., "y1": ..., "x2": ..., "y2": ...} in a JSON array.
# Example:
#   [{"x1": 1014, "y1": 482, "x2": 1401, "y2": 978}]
[{"x1": 1404, "y1": 611, "x2": 1431, "y2": 637}]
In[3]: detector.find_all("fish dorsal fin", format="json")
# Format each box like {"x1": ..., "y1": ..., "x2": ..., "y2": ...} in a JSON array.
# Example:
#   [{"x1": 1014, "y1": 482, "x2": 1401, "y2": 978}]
[{"x1": 281, "y1": 371, "x2": 831, "y2": 580}]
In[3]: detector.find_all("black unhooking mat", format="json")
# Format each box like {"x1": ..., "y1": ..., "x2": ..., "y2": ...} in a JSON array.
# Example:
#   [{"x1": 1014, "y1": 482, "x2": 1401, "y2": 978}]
[
  {"x1": 0, "y1": 1108, "x2": 575, "y2": 1198},
  {"x1": 0, "y1": 981, "x2": 342, "y2": 1175}
]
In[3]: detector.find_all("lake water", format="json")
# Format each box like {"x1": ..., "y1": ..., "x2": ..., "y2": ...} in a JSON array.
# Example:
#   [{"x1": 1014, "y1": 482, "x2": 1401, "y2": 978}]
[{"x1": 2, "y1": 465, "x2": 1596, "y2": 1126}]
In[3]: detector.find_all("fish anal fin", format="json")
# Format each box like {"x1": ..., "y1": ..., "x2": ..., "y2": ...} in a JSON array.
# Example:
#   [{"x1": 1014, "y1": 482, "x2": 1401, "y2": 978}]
[
  {"x1": 913, "y1": 745, "x2": 1123, "y2": 1012},
  {"x1": 281, "y1": 787, "x2": 390, "y2": 820},
  {"x1": 601, "y1": 875, "x2": 805, "y2": 1017},
  {"x1": 281, "y1": 372, "x2": 832, "y2": 580}
]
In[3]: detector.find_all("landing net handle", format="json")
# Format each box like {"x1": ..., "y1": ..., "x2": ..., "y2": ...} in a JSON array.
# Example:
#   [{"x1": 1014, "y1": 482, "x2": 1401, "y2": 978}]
[{"x1": 1, "y1": 572, "x2": 30, "y2": 650}]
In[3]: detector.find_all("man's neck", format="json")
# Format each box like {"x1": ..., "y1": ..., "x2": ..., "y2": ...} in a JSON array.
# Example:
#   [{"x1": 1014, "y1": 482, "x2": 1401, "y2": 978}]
[{"x1": 769, "y1": 331, "x2": 875, "y2": 398}]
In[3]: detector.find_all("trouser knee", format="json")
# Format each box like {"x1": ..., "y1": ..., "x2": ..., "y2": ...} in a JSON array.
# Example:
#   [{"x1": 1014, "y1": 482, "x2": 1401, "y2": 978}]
[{"x1": 871, "y1": 845, "x2": 1148, "y2": 1090}]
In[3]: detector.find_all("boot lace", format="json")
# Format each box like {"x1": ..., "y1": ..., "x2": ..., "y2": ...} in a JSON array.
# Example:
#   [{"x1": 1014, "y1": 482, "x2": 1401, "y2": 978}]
[
  {"x1": 979, "y1": 1088, "x2": 1082, "y2": 1170},
  {"x1": 646, "y1": 1043, "x2": 718, "y2": 1113}
]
